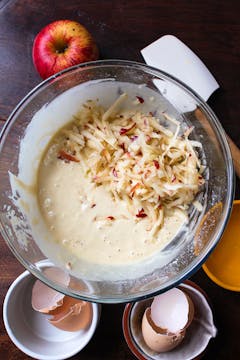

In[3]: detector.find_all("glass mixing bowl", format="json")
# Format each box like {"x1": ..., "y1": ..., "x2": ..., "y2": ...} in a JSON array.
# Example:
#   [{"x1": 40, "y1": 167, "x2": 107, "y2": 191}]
[{"x1": 0, "y1": 60, "x2": 234, "y2": 303}]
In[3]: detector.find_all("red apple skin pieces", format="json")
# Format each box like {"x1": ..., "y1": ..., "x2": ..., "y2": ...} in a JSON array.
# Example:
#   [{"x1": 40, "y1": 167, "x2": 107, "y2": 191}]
[{"x1": 32, "y1": 20, "x2": 99, "y2": 79}]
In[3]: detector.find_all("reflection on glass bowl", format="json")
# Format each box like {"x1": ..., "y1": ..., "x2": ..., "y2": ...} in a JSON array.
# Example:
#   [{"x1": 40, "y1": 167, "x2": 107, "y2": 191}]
[{"x1": 0, "y1": 60, "x2": 234, "y2": 303}]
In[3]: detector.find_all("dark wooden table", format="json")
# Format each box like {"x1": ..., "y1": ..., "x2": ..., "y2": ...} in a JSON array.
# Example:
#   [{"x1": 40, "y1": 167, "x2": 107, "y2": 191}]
[{"x1": 0, "y1": 1, "x2": 240, "y2": 359}]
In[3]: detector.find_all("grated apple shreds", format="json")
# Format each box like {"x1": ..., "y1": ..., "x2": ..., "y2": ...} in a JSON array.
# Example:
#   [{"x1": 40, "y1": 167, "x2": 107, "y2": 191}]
[{"x1": 56, "y1": 94, "x2": 205, "y2": 237}]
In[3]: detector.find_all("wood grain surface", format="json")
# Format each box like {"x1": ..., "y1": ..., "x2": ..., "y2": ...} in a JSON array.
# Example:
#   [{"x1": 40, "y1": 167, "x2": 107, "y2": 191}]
[{"x1": 0, "y1": 1, "x2": 240, "y2": 359}]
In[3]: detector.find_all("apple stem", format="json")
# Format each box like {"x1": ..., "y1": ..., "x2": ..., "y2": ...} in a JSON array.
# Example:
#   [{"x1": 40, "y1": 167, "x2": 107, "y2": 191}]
[{"x1": 56, "y1": 46, "x2": 68, "y2": 54}]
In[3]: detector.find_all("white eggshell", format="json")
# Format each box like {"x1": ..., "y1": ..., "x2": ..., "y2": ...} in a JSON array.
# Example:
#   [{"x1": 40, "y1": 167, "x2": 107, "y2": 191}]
[{"x1": 151, "y1": 288, "x2": 191, "y2": 333}]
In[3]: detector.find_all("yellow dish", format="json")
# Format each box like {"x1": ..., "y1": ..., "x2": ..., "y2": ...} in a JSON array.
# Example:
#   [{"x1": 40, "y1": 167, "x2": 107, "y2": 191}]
[{"x1": 203, "y1": 200, "x2": 240, "y2": 291}]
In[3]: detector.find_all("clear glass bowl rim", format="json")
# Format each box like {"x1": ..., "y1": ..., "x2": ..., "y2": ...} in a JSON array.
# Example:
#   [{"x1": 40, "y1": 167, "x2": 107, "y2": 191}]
[{"x1": 0, "y1": 59, "x2": 235, "y2": 303}]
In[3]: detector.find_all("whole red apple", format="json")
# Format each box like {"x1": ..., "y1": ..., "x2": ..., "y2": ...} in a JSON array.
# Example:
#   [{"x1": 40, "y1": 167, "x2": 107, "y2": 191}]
[{"x1": 32, "y1": 20, "x2": 99, "y2": 79}]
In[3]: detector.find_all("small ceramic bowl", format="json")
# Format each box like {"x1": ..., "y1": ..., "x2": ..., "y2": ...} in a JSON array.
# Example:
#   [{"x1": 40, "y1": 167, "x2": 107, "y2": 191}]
[
  {"x1": 122, "y1": 281, "x2": 217, "y2": 360},
  {"x1": 203, "y1": 200, "x2": 240, "y2": 291},
  {"x1": 3, "y1": 269, "x2": 101, "y2": 360}
]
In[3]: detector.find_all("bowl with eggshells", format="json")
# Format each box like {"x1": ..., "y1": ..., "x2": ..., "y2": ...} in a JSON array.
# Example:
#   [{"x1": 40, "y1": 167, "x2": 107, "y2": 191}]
[{"x1": 0, "y1": 60, "x2": 234, "y2": 303}]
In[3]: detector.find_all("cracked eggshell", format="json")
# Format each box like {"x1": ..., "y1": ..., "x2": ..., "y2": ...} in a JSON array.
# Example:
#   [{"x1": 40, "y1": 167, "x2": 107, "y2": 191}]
[
  {"x1": 31, "y1": 267, "x2": 93, "y2": 332},
  {"x1": 31, "y1": 268, "x2": 70, "y2": 313},
  {"x1": 49, "y1": 296, "x2": 93, "y2": 332},
  {"x1": 4, "y1": 268, "x2": 101, "y2": 360},
  {"x1": 141, "y1": 288, "x2": 195, "y2": 353},
  {"x1": 142, "y1": 308, "x2": 186, "y2": 352}
]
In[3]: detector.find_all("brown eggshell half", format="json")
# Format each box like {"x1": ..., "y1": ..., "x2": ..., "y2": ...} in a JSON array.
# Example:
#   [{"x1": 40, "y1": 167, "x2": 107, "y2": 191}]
[
  {"x1": 48, "y1": 296, "x2": 93, "y2": 332},
  {"x1": 141, "y1": 289, "x2": 195, "y2": 353},
  {"x1": 32, "y1": 282, "x2": 65, "y2": 314},
  {"x1": 142, "y1": 307, "x2": 186, "y2": 352}
]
